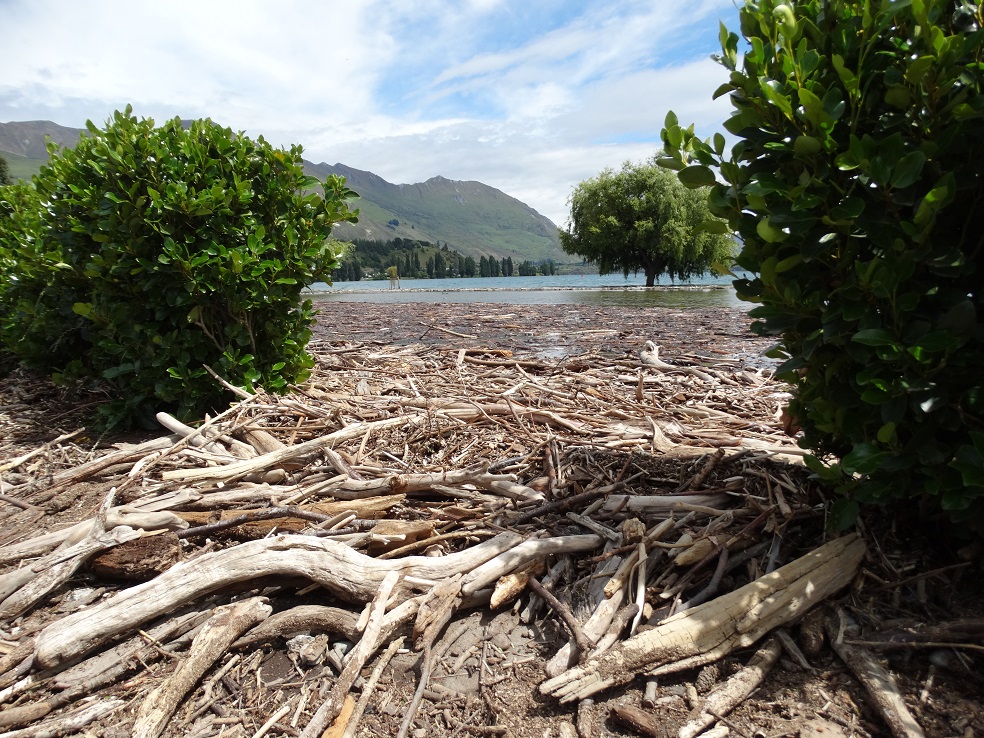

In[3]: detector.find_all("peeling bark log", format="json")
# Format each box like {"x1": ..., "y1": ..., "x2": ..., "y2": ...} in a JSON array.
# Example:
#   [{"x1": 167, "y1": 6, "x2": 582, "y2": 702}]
[
  {"x1": 88, "y1": 531, "x2": 182, "y2": 580},
  {"x1": 35, "y1": 531, "x2": 524, "y2": 668},
  {"x1": 541, "y1": 534, "x2": 865, "y2": 703},
  {"x1": 0, "y1": 526, "x2": 143, "y2": 622},
  {"x1": 610, "y1": 704, "x2": 666, "y2": 738}
]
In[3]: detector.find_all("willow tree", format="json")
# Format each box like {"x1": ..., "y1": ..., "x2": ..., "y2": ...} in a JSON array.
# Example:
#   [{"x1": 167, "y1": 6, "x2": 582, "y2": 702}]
[{"x1": 560, "y1": 159, "x2": 733, "y2": 286}]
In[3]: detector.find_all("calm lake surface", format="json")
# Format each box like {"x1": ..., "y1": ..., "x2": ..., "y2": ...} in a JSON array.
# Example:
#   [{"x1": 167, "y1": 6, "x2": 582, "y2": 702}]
[{"x1": 307, "y1": 273, "x2": 749, "y2": 309}]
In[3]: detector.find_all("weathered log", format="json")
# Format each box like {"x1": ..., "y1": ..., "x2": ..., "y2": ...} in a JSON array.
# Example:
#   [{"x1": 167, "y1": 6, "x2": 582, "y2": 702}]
[
  {"x1": 599, "y1": 493, "x2": 731, "y2": 516},
  {"x1": 53, "y1": 608, "x2": 211, "y2": 690},
  {"x1": 0, "y1": 697, "x2": 124, "y2": 738},
  {"x1": 322, "y1": 463, "x2": 544, "y2": 503},
  {"x1": 541, "y1": 533, "x2": 866, "y2": 702},
  {"x1": 0, "y1": 638, "x2": 35, "y2": 692},
  {"x1": 232, "y1": 605, "x2": 361, "y2": 649},
  {"x1": 35, "y1": 531, "x2": 524, "y2": 668},
  {"x1": 175, "y1": 494, "x2": 405, "y2": 525}
]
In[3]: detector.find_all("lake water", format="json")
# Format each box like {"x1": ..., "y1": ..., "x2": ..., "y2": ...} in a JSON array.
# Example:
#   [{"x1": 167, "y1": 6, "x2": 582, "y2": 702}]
[{"x1": 307, "y1": 273, "x2": 750, "y2": 309}]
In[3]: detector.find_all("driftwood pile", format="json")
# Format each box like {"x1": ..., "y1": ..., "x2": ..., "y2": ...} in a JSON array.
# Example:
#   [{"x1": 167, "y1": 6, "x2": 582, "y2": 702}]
[{"x1": 0, "y1": 333, "x2": 918, "y2": 738}]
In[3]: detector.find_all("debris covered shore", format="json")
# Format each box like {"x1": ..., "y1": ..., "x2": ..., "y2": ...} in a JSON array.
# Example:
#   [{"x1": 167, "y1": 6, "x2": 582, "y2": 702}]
[{"x1": 0, "y1": 301, "x2": 979, "y2": 738}]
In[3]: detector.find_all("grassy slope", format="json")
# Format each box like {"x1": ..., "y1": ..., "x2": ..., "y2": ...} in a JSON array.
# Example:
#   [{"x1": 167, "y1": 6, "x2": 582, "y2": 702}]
[
  {"x1": 307, "y1": 163, "x2": 565, "y2": 263},
  {"x1": 2, "y1": 151, "x2": 46, "y2": 182}
]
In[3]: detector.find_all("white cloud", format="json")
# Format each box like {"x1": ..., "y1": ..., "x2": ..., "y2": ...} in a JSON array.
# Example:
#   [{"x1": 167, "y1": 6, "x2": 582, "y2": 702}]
[{"x1": 1, "y1": 0, "x2": 739, "y2": 226}]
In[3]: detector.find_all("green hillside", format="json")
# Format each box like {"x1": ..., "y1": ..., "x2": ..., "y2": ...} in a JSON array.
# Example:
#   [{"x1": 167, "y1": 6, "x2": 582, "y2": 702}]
[
  {"x1": 304, "y1": 163, "x2": 565, "y2": 263},
  {"x1": 1, "y1": 151, "x2": 46, "y2": 182},
  {"x1": 0, "y1": 120, "x2": 566, "y2": 264}
]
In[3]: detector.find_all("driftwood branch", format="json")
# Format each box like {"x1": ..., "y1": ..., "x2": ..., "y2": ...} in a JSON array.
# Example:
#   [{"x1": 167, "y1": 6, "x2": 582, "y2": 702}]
[
  {"x1": 826, "y1": 608, "x2": 926, "y2": 738},
  {"x1": 298, "y1": 572, "x2": 400, "y2": 738},
  {"x1": 678, "y1": 635, "x2": 783, "y2": 738},
  {"x1": 541, "y1": 534, "x2": 866, "y2": 702},
  {"x1": 0, "y1": 697, "x2": 125, "y2": 738},
  {"x1": 132, "y1": 597, "x2": 272, "y2": 738}
]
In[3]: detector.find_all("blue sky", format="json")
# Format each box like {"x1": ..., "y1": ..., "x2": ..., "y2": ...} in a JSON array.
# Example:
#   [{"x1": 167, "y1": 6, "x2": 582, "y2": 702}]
[{"x1": 1, "y1": 0, "x2": 740, "y2": 225}]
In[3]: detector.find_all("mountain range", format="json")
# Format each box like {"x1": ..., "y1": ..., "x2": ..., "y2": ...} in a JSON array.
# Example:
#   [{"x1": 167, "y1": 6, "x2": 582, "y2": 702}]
[{"x1": 0, "y1": 120, "x2": 565, "y2": 263}]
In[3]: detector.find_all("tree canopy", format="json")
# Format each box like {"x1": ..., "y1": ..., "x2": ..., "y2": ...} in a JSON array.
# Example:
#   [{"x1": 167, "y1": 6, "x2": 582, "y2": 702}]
[
  {"x1": 0, "y1": 154, "x2": 10, "y2": 186},
  {"x1": 559, "y1": 159, "x2": 733, "y2": 286}
]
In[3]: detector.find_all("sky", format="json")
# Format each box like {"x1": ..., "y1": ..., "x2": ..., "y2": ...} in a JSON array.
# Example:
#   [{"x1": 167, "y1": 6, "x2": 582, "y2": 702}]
[{"x1": 1, "y1": 0, "x2": 740, "y2": 226}]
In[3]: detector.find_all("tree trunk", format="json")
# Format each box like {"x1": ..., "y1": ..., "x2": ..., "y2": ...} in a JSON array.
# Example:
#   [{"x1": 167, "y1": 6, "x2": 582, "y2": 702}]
[{"x1": 645, "y1": 265, "x2": 657, "y2": 287}]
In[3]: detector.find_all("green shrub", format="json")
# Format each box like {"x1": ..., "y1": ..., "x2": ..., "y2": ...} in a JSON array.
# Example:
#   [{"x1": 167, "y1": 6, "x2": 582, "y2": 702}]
[
  {"x1": 0, "y1": 106, "x2": 358, "y2": 426},
  {"x1": 0, "y1": 181, "x2": 83, "y2": 365},
  {"x1": 660, "y1": 1, "x2": 984, "y2": 530}
]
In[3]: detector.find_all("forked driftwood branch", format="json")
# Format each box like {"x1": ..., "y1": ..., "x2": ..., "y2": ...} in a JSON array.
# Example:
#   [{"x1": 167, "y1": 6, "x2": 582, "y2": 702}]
[
  {"x1": 34, "y1": 532, "x2": 520, "y2": 668},
  {"x1": 34, "y1": 531, "x2": 600, "y2": 669}
]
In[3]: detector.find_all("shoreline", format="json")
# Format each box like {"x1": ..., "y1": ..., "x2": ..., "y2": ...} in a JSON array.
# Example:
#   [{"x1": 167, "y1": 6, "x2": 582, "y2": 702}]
[
  {"x1": 306, "y1": 283, "x2": 730, "y2": 295},
  {"x1": 311, "y1": 300, "x2": 774, "y2": 369}
]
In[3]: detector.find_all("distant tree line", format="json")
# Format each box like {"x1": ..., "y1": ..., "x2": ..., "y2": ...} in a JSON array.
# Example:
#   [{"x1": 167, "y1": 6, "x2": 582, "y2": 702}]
[{"x1": 331, "y1": 237, "x2": 557, "y2": 282}]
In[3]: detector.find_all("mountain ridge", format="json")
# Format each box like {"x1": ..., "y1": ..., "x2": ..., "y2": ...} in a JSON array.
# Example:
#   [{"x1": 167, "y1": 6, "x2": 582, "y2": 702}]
[{"x1": 0, "y1": 120, "x2": 565, "y2": 263}]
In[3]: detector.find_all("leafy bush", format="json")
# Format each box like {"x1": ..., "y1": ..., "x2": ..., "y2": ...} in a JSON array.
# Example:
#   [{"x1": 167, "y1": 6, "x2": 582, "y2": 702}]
[
  {"x1": 660, "y1": 1, "x2": 984, "y2": 530},
  {"x1": 0, "y1": 181, "x2": 82, "y2": 365},
  {"x1": 0, "y1": 107, "x2": 358, "y2": 426}
]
